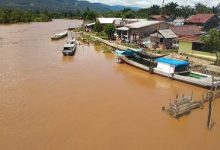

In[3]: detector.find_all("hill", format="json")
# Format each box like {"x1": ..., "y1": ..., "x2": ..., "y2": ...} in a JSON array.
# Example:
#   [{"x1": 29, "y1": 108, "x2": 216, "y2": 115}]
[{"x1": 0, "y1": 0, "x2": 141, "y2": 12}]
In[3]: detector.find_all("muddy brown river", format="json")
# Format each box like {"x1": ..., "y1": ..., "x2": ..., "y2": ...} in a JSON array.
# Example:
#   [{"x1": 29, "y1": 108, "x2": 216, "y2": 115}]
[{"x1": 0, "y1": 19, "x2": 220, "y2": 150}]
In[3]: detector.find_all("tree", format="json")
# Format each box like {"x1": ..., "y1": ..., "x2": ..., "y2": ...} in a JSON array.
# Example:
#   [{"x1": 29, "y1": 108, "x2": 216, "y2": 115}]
[
  {"x1": 123, "y1": 10, "x2": 135, "y2": 18},
  {"x1": 149, "y1": 5, "x2": 160, "y2": 15},
  {"x1": 201, "y1": 29, "x2": 220, "y2": 65},
  {"x1": 82, "y1": 10, "x2": 97, "y2": 21},
  {"x1": 195, "y1": 3, "x2": 211, "y2": 13},
  {"x1": 177, "y1": 5, "x2": 194, "y2": 18},
  {"x1": 94, "y1": 21, "x2": 103, "y2": 32},
  {"x1": 164, "y1": 2, "x2": 178, "y2": 18},
  {"x1": 104, "y1": 24, "x2": 116, "y2": 40}
]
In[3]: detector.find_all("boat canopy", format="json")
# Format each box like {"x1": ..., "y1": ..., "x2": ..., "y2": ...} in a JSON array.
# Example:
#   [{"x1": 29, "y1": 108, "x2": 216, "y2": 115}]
[
  {"x1": 156, "y1": 57, "x2": 189, "y2": 67},
  {"x1": 130, "y1": 49, "x2": 167, "y2": 60},
  {"x1": 115, "y1": 50, "x2": 134, "y2": 57}
]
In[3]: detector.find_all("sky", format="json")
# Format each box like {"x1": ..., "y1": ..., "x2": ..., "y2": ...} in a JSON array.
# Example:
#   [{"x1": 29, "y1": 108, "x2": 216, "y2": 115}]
[{"x1": 86, "y1": 0, "x2": 219, "y2": 8}]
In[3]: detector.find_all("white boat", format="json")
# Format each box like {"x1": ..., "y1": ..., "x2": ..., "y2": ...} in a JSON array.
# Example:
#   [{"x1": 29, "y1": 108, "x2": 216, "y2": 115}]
[
  {"x1": 51, "y1": 31, "x2": 68, "y2": 40},
  {"x1": 154, "y1": 57, "x2": 220, "y2": 88},
  {"x1": 62, "y1": 39, "x2": 76, "y2": 56}
]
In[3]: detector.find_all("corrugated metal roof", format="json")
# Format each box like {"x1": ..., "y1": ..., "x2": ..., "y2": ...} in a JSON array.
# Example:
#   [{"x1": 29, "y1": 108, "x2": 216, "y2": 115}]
[
  {"x1": 98, "y1": 18, "x2": 122, "y2": 24},
  {"x1": 159, "y1": 29, "x2": 177, "y2": 38},
  {"x1": 150, "y1": 33, "x2": 163, "y2": 38},
  {"x1": 150, "y1": 15, "x2": 171, "y2": 21},
  {"x1": 185, "y1": 14, "x2": 215, "y2": 24},
  {"x1": 85, "y1": 22, "x2": 95, "y2": 26},
  {"x1": 171, "y1": 25, "x2": 201, "y2": 37},
  {"x1": 116, "y1": 26, "x2": 129, "y2": 31},
  {"x1": 125, "y1": 21, "x2": 162, "y2": 29}
]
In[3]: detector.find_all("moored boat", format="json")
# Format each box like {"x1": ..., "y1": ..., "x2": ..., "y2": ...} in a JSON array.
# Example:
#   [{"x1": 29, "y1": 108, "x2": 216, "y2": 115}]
[
  {"x1": 154, "y1": 57, "x2": 220, "y2": 88},
  {"x1": 62, "y1": 39, "x2": 76, "y2": 56},
  {"x1": 51, "y1": 31, "x2": 68, "y2": 40}
]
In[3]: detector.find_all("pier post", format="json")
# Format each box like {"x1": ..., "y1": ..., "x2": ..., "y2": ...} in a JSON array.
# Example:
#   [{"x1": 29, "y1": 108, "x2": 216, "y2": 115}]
[{"x1": 207, "y1": 76, "x2": 215, "y2": 130}]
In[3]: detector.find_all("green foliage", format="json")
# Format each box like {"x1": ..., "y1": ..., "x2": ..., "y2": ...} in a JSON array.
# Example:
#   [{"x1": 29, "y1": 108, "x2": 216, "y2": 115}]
[
  {"x1": 0, "y1": 9, "x2": 52, "y2": 24},
  {"x1": 195, "y1": 3, "x2": 211, "y2": 13},
  {"x1": 97, "y1": 31, "x2": 108, "y2": 39},
  {"x1": 104, "y1": 24, "x2": 116, "y2": 40},
  {"x1": 149, "y1": 5, "x2": 161, "y2": 15},
  {"x1": 164, "y1": 2, "x2": 178, "y2": 18},
  {"x1": 94, "y1": 21, "x2": 103, "y2": 32},
  {"x1": 82, "y1": 10, "x2": 97, "y2": 21},
  {"x1": 177, "y1": 5, "x2": 194, "y2": 18},
  {"x1": 101, "y1": 2, "x2": 219, "y2": 20},
  {"x1": 201, "y1": 29, "x2": 220, "y2": 65}
]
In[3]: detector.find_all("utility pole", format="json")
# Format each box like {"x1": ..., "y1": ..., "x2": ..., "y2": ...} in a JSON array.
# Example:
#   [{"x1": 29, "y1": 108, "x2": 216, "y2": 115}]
[
  {"x1": 156, "y1": 0, "x2": 165, "y2": 48},
  {"x1": 207, "y1": 76, "x2": 215, "y2": 130}
]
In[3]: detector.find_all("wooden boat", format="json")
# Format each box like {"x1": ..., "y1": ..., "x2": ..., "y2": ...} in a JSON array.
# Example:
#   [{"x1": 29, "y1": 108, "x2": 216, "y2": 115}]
[
  {"x1": 51, "y1": 31, "x2": 68, "y2": 40},
  {"x1": 62, "y1": 39, "x2": 76, "y2": 56},
  {"x1": 153, "y1": 57, "x2": 220, "y2": 88},
  {"x1": 115, "y1": 49, "x2": 166, "y2": 72},
  {"x1": 115, "y1": 49, "x2": 220, "y2": 88}
]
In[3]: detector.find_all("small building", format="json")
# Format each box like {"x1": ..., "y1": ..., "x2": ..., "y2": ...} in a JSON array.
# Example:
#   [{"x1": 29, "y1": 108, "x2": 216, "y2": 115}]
[
  {"x1": 150, "y1": 29, "x2": 178, "y2": 49},
  {"x1": 169, "y1": 25, "x2": 216, "y2": 59},
  {"x1": 178, "y1": 36, "x2": 216, "y2": 60},
  {"x1": 149, "y1": 15, "x2": 172, "y2": 22},
  {"x1": 116, "y1": 21, "x2": 172, "y2": 43},
  {"x1": 184, "y1": 14, "x2": 220, "y2": 31}
]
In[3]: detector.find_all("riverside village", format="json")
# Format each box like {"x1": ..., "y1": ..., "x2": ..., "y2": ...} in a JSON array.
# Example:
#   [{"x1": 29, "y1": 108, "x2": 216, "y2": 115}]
[{"x1": 1, "y1": 0, "x2": 220, "y2": 150}]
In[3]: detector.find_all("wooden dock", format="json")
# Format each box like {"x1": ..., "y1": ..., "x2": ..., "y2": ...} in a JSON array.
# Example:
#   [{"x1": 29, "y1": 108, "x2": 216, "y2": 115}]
[
  {"x1": 163, "y1": 93, "x2": 204, "y2": 119},
  {"x1": 163, "y1": 89, "x2": 220, "y2": 119}
]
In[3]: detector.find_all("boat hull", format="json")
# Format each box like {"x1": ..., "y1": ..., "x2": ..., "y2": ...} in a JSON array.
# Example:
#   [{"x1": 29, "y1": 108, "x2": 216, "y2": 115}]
[
  {"x1": 62, "y1": 47, "x2": 76, "y2": 56},
  {"x1": 51, "y1": 32, "x2": 68, "y2": 40},
  {"x1": 117, "y1": 56, "x2": 220, "y2": 88},
  {"x1": 118, "y1": 56, "x2": 151, "y2": 72}
]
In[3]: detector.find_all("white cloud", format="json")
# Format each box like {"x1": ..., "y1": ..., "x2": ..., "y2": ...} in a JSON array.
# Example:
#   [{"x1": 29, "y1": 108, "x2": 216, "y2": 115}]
[{"x1": 86, "y1": 0, "x2": 219, "y2": 8}]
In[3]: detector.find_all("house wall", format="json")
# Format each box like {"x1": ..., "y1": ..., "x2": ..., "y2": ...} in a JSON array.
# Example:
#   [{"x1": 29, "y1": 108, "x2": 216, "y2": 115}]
[
  {"x1": 129, "y1": 23, "x2": 170, "y2": 42},
  {"x1": 164, "y1": 38, "x2": 173, "y2": 49},
  {"x1": 178, "y1": 40, "x2": 216, "y2": 60},
  {"x1": 178, "y1": 40, "x2": 193, "y2": 54}
]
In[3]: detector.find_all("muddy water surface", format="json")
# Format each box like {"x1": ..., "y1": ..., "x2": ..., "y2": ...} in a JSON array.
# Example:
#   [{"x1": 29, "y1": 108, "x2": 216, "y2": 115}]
[{"x1": 0, "y1": 19, "x2": 220, "y2": 150}]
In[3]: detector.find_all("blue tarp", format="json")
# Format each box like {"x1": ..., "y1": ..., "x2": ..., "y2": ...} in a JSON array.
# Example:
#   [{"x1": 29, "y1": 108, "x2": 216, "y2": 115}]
[{"x1": 156, "y1": 57, "x2": 189, "y2": 67}]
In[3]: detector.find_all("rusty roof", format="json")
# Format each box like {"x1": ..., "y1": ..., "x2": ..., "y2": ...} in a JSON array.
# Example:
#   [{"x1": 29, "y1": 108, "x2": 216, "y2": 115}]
[
  {"x1": 178, "y1": 36, "x2": 200, "y2": 42},
  {"x1": 150, "y1": 15, "x2": 171, "y2": 21},
  {"x1": 171, "y1": 25, "x2": 201, "y2": 37},
  {"x1": 185, "y1": 14, "x2": 216, "y2": 24}
]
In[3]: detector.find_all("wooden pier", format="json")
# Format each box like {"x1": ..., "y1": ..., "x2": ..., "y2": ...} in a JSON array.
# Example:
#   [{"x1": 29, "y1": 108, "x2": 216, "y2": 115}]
[
  {"x1": 163, "y1": 89, "x2": 220, "y2": 119},
  {"x1": 163, "y1": 93, "x2": 204, "y2": 119}
]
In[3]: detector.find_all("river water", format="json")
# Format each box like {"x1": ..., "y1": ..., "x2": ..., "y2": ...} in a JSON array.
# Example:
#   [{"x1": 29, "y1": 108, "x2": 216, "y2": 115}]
[{"x1": 0, "y1": 19, "x2": 219, "y2": 150}]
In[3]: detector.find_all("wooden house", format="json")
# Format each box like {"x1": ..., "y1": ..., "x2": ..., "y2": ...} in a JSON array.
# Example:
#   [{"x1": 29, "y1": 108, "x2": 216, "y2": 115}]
[
  {"x1": 150, "y1": 29, "x2": 178, "y2": 49},
  {"x1": 116, "y1": 21, "x2": 172, "y2": 43},
  {"x1": 184, "y1": 14, "x2": 220, "y2": 31}
]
